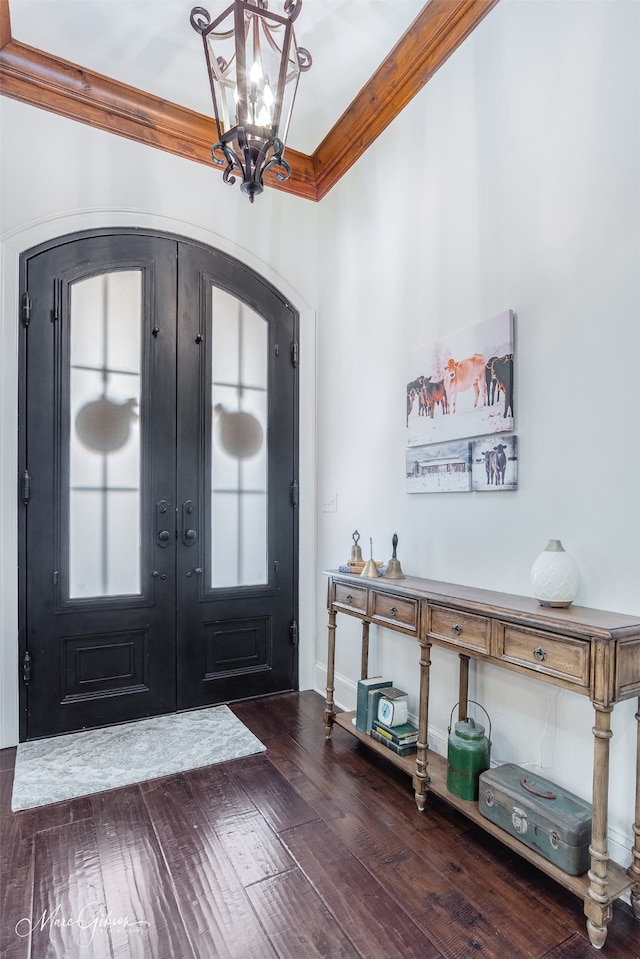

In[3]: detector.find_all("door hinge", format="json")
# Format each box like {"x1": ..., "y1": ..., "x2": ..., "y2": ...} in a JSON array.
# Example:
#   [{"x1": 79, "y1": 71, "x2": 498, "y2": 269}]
[
  {"x1": 289, "y1": 621, "x2": 299, "y2": 648},
  {"x1": 22, "y1": 291, "x2": 32, "y2": 328},
  {"x1": 291, "y1": 341, "x2": 299, "y2": 367},
  {"x1": 20, "y1": 469, "x2": 31, "y2": 505},
  {"x1": 22, "y1": 650, "x2": 32, "y2": 685},
  {"x1": 290, "y1": 479, "x2": 299, "y2": 507}
]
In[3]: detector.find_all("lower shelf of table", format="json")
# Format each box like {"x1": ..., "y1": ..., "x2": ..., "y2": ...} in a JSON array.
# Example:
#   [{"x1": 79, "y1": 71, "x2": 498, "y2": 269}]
[{"x1": 333, "y1": 710, "x2": 633, "y2": 903}]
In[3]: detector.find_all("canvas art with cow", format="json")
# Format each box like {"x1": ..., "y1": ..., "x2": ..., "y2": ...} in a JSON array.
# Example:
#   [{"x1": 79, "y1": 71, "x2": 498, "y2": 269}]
[
  {"x1": 406, "y1": 310, "x2": 514, "y2": 448},
  {"x1": 470, "y1": 435, "x2": 518, "y2": 491}
]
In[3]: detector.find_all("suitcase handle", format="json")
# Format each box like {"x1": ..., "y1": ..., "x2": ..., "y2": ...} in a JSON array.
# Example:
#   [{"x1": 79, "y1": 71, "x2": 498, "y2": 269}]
[{"x1": 520, "y1": 777, "x2": 556, "y2": 800}]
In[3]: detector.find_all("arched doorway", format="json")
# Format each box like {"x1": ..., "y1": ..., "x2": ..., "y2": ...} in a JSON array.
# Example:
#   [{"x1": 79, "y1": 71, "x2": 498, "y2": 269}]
[{"x1": 19, "y1": 230, "x2": 299, "y2": 739}]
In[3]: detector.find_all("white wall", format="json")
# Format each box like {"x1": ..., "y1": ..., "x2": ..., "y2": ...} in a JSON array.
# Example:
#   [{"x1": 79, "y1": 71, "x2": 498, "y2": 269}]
[
  {"x1": 315, "y1": 0, "x2": 640, "y2": 869},
  {"x1": 0, "y1": 99, "x2": 319, "y2": 749}
]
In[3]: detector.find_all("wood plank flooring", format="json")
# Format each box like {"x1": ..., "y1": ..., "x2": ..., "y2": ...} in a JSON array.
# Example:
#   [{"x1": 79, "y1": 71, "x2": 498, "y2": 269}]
[{"x1": 1, "y1": 691, "x2": 638, "y2": 959}]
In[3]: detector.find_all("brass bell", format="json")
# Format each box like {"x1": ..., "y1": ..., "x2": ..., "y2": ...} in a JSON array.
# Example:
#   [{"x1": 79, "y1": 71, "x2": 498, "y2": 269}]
[
  {"x1": 384, "y1": 533, "x2": 405, "y2": 579},
  {"x1": 348, "y1": 530, "x2": 363, "y2": 565},
  {"x1": 361, "y1": 537, "x2": 381, "y2": 579}
]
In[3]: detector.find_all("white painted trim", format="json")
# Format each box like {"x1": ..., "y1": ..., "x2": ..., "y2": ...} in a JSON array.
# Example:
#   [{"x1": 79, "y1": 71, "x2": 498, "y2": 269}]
[
  {"x1": 0, "y1": 245, "x2": 20, "y2": 750},
  {"x1": 0, "y1": 209, "x2": 317, "y2": 747}
]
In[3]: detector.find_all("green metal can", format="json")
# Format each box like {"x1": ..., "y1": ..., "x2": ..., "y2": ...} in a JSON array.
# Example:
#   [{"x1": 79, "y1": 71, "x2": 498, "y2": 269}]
[{"x1": 446, "y1": 701, "x2": 491, "y2": 801}]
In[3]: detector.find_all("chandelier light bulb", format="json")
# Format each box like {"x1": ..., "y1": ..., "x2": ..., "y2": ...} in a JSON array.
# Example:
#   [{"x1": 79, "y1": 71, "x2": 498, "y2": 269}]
[
  {"x1": 256, "y1": 105, "x2": 271, "y2": 126},
  {"x1": 249, "y1": 59, "x2": 263, "y2": 83}
]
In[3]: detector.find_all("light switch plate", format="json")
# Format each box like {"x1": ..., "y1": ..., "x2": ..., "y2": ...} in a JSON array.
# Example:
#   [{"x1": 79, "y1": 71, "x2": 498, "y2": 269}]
[{"x1": 322, "y1": 493, "x2": 337, "y2": 513}]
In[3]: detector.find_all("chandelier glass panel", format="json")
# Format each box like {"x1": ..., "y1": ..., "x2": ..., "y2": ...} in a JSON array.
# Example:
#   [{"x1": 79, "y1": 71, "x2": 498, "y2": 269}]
[{"x1": 191, "y1": 1, "x2": 312, "y2": 202}]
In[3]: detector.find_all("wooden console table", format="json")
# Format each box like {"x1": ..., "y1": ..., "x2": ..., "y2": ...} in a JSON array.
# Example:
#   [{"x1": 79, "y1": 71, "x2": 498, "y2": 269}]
[{"x1": 323, "y1": 570, "x2": 640, "y2": 949}]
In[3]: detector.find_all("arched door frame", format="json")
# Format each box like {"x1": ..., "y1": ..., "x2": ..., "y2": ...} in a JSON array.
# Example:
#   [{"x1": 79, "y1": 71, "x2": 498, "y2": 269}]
[{"x1": 0, "y1": 214, "x2": 317, "y2": 748}]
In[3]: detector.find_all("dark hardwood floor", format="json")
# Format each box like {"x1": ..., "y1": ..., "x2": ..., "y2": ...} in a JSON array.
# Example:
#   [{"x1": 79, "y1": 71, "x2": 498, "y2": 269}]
[{"x1": 1, "y1": 691, "x2": 638, "y2": 959}]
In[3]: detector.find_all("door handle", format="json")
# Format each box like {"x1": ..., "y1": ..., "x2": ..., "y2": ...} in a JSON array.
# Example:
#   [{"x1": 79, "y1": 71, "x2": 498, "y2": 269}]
[
  {"x1": 156, "y1": 499, "x2": 172, "y2": 548},
  {"x1": 182, "y1": 500, "x2": 198, "y2": 546}
]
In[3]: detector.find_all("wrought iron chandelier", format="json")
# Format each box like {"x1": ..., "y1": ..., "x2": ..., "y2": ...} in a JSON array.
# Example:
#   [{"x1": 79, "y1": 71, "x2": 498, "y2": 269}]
[{"x1": 190, "y1": 1, "x2": 312, "y2": 203}]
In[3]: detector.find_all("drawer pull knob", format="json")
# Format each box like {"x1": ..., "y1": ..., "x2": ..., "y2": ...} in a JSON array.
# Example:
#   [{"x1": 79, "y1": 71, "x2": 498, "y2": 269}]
[
  {"x1": 389, "y1": 606, "x2": 398, "y2": 616},
  {"x1": 345, "y1": 594, "x2": 353, "y2": 604},
  {"x1": 533, "y1": 646, "x2": 547, "y2": 662},
  {"x1": 452, "y1": 624, "x2": 462, "y2": 635}
]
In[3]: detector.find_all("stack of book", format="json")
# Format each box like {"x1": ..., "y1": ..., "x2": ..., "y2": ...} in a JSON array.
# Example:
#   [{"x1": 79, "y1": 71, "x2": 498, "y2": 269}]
[
  {"x1": 355, "y1": 678, "x2": 418, "y2": 758},
  {"x1": 338, "y1": 562, "x2": 385, "y2": 575},
  {"x1": 370, "y1": 718, "x2": 418, "y2": 756},
  {"x1": 355, "y1": 677, "x2": 392, "y2": 733}
]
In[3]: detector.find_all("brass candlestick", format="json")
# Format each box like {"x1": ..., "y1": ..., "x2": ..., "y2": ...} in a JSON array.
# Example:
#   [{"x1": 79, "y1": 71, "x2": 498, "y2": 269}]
[{"x1": 384, "y1": 532, "x2": 405, "y2": 579}]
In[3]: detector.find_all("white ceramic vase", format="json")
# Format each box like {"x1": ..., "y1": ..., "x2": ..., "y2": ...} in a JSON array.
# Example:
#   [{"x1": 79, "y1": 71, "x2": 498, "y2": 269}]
[{"x1": 531, "y1": 539, "x2": 580, "y2": 607}]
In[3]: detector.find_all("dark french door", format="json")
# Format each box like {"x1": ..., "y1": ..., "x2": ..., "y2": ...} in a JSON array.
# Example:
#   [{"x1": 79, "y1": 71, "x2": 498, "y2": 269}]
[{"x1": 19, "y1": 231, "x2": 298, "y2": 740}]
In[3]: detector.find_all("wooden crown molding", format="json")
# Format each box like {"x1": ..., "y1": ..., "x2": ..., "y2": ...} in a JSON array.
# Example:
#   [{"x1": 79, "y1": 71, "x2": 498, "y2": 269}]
[{"x1": 0, "y1": 0, "x2": 498, "y2": 203}]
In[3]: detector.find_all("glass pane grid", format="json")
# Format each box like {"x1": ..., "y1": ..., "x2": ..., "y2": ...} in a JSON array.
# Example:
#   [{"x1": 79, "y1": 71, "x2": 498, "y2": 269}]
[
  {"x1": 211, "y1": 292, "x2": 268, "y2": 588},
  {"x1": 69, "y1": 271, "x2": 142, "y2": 599}
]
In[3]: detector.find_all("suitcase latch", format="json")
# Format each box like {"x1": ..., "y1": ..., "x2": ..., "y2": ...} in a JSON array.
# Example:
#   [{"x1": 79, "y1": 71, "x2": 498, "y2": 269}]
[{"x1": 512, "y1": 806, "x2": 528, "y2": 835}]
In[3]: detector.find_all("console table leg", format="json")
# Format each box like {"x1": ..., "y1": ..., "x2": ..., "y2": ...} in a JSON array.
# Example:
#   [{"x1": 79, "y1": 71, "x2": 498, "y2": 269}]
[
  {"x1": 413, "y1": 639, "x2": 432, "y2": 812},
  {"x1": 630, "y1": 699, "x2": 640, "y2": 919},
  {"x1": 323, "y1": 609, "x2": 337, "y2": 739},
  {"x1": 584, "y1": 704, "x2": 613, "y2": 949},
  {"x1": 361, "y1": 621, "x2": 370, "y2": 681},
  {"x1": 458, "y1": 654, "x2": 470, "y2": 720}
]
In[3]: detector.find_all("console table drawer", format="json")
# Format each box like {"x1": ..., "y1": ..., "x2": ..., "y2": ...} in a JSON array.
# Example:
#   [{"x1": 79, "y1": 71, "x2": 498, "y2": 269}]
[
  {"x1": 428, "y1": 606, "x2": 491, "y2": 653},
  {"x1": 333, "y1": 582, "x2": 368, "y2": 614},
  {"x1": 371, "y1": 593, "x2": 419, "y2": 632},
  {"x1": 497, "y1": 624, "x2": 590, "y2": 687}
]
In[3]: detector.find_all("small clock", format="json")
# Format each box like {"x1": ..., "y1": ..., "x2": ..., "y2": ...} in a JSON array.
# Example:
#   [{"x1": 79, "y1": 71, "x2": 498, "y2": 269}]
[{"x1": 378, "y1": 694, "x2": 408, "y2": 727}]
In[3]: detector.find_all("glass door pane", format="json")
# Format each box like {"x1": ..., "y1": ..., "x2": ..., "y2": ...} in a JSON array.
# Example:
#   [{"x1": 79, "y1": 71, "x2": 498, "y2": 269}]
[
  {"x1": 210, "y1": 291, "x2": 268, "y2": 588},
  {"x1": 69, "y1": 271, "x2": 142, "y2": 597}
]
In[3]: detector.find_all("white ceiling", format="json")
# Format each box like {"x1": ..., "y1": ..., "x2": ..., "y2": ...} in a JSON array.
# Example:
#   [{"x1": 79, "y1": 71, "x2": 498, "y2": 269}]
[{"x1": 8, "y1": 0, "x2": 426, "y2": 155}]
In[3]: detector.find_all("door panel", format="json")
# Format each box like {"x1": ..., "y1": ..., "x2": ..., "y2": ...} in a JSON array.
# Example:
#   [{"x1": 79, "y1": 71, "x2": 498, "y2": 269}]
[
  {"x1": 22, "y1": 234, "x2": 178, "y2": 738},
  {"x1": 19, "y1": 231, "x2": 298, "y2": 740},
  {"x1": 175, "y1": 242, "x2": 298, "y2": 708}
]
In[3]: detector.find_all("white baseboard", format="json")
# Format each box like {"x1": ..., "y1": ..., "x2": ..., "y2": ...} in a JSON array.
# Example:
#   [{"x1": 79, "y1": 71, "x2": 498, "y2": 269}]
[{"x1": 313, "y1": 661, "x2": 357, "y2": 714}]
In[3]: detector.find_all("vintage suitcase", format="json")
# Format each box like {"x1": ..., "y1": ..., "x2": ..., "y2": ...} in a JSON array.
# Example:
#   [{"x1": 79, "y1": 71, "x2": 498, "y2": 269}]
[{"x1": 478, "y1": 764, "x2": 592, "y2": 875}]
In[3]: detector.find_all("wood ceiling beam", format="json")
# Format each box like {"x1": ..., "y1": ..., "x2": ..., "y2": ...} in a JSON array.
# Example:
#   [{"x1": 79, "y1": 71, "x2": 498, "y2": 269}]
[
  {"x1": 0, "y1": 27, "x2": 317, "y2": 201},
  {"x1": 312, "y1": 0, "x2": 499, "y2": 200},
  {"x1": 0, "y1": 0, "x2": 498, "y2": 204},
  {"x1": 0, "y1": 0, "x2": 10, "y2": 49}
]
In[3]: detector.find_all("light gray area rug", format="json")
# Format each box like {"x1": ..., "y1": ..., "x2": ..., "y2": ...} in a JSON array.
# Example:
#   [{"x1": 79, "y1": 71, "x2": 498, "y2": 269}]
[{"x1": 11, "y1": 705, "x2": 266, "y2": 812}]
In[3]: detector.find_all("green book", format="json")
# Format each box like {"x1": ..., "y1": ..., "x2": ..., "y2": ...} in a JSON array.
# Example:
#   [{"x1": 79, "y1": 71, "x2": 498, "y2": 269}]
[
  {"x1": 372, "y1": 719, "x2": 419, "y2": 742},
  {"x1": 370, "y1": 729, "x2": 417, "y2": 756},
  {"x1": 356, "y1": 677, "x2": 392, "y2": 733}
]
